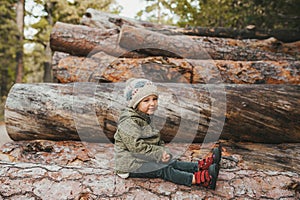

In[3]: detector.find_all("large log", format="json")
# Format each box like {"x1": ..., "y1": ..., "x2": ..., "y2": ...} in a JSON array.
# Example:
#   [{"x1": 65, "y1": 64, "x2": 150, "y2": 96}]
[
  {"x1": 220, "y1": 140, "x2": 300, "y2": 173},
  {"x1": 0, "y1": 141, "x2": 299, "y2": 199},
  {"x1": 181, "y1": 27, "x2": 300, "y2": 43},
  {"x1": 81, "y1": 8, "x2": 178, "y2": 35},
  {"x1": 53, "y1": 54, "x2": 300, "y2": 84},
  {"x1": 50, "y1": 22, "x2": 298, "y2": 60},
  {"x1": 50, "y1": 22, "x2": 144, "y2": 58},
  {"x1": 5, "y1": 83, "x2": 300, "y2": 143},
  {"x1": 118, "y1": 25, "x2": 297, "y2": 61},
  {"x1": 82, "y1": 8, "x2": 300, "y2": 43}
]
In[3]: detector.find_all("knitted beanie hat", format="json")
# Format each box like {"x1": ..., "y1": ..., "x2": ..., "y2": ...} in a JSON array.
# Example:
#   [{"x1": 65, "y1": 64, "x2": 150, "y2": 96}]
[{"x1": 124, "y1": 78, "x2": 158, "y2": 108}]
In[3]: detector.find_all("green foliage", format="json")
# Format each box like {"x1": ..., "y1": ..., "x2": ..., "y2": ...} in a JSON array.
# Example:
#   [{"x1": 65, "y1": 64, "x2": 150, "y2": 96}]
[
  {"x1": 24, "y1": 0, "x2": 116, "y2": 83},
  {"x1": 137, "y1": 0, "x2": 300, "y2": 29},
  {"x1": 23, "y1": 43, "x2": 46, "y2": 83},
  {"x1": 0, "y1": 0, "x2": 117, "y2": 120},
  {"x1": 136, "y1": 0, "x2": 175, "y2": 24},
  {"x1": 0, "y1": 0, "x2": 19, "y2": 95},
  {"x1": 0, "y1": 0, "x2": 20, "y2": 120},
  {"x1": 40, "y1": 0, "x2": 116, "y2": 25}
]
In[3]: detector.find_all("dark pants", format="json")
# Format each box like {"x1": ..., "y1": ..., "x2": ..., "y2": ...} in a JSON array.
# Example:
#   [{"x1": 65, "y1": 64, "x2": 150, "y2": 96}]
[{"x1": 129, "y1": 160, "x2": 198, "y2": 186}]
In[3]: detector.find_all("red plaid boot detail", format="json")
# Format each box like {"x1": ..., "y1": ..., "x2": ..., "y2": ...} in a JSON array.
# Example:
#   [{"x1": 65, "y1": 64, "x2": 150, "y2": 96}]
[
  {"x1": 194, "y1": 163, "x2": 219, "y2": 190},
  {"x1": 198, "y1": 146, "x2": 221, "y2": 170}
]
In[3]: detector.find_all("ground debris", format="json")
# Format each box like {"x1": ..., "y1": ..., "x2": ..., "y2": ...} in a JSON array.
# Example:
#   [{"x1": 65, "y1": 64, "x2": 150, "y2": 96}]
[{"x1": 22, "y1": 140, "x2": 54, "y2": 154}]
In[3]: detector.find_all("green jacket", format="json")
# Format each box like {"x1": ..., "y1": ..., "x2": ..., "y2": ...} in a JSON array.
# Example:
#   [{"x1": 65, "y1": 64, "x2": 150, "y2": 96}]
[{"x1": 114, "y1": 107, "x2": 166, "y2": 173}]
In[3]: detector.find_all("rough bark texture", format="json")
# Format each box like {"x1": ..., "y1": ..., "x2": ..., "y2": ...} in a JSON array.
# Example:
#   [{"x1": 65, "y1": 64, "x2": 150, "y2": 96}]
[
  {"x1": 50, "y1": 22, "x2": 298, "y2": 61},
  {"x1": 182, "y1": 27, "x2": 300, "y2": 43},
  {"x1": 0, "y1": 140, "x2": 299, "y2": 199},
  {"x1": 119, "y1": 25, "x2": 297, "y2": 61},
  {"x1": 81, "y1": 8, "x2": 177, "y2": 34},
  {"x1": 50, "y1": 22, "x2": 143, "y2": 58},
  {"x1": 53, "y1": 54, "x2": 300, "y2": 84},
  {"x1": 5, "y1": 83, "x2": 300, "y2": 143},
  {"x1": 3, "y1": 9, "x2": 299, "y2": 200},
  {"x1": 15, "y1": 0, "x2": 25, "y2": 83},
  {"x1": 81, "y1": 8, "x2": 300, "y2": 43}
]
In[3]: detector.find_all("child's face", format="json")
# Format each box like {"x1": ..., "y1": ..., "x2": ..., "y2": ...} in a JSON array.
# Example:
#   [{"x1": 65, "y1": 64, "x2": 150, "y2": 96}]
[{"x1": 137, "y1": 95, "x2": 158, "y2": 115}]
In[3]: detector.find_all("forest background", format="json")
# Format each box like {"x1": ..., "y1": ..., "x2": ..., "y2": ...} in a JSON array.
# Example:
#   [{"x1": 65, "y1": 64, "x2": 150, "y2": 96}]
[{"x1": 0, "y1": 0, "x2": 299, "y2": 121}]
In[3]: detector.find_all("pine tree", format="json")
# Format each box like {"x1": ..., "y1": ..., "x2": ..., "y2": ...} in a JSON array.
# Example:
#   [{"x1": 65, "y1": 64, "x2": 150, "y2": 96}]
[{"x1": 0, "y1": 0, "x2": 20, "y2": 120}]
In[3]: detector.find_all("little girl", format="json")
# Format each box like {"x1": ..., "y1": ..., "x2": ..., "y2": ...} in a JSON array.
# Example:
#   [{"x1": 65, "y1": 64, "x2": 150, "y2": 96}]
[{"x1": 114, "y1": 78, "x2": 221, "y2": 189}]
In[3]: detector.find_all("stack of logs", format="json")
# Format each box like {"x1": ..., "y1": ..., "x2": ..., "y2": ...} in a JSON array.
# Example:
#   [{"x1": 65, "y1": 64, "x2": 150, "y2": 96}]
[{"x1": 5, "y1": 8, "x2": 300, "y2": 143}]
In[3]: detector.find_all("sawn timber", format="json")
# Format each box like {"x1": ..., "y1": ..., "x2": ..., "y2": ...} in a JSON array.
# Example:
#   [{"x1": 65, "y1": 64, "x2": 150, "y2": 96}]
[{"x1": 5, "y1": 83, "x2": 300, "y2": 143}]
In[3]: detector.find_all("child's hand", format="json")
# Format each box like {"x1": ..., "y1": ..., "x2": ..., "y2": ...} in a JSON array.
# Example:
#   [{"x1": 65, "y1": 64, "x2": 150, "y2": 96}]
[{"x1": 161, "y1": 151, "x2": 171, "y2": 163}]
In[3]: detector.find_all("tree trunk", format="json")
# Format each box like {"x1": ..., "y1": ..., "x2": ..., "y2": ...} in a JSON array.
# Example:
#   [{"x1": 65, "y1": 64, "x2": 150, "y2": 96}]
[
  {"x1": 80, "y1": 8, "x2": 178, "y2": 34},
  {"x1": 50, "y1": 22, "x2": 144, "y2": 58},
  {"x1": 43, "y1": 1, "x2": 53, "y2": 83},
  {"x1": 0, "y1": 140, "x2": 299, "y2": 199},
  {"x1": 182, "y1": 27, "x2": 300, "y2": 43},
  {"x1": 5, "y1": 83, "x2": 300, "y2": 143},
  {"x1": 50, "y1": 23, "x2": 298, "y2": 61},
  {"x1": 43, "y1": 44, "x2": 53, "y2": 82},
  {"x1": 53, "y1": 54, "x2": 300, "y2": 84},
  {"x1": 118, "y1": 25, "x2": 297, "y2": 61},
  {"x1": 15, "y1": 0, "x2": 24, "y2": 83},
  {"x1": 81, "y1": 8, "x2": 300, "y2": 43},
  {"x1": 220, "y1": 140, "x2": 300, "y2": 173}
]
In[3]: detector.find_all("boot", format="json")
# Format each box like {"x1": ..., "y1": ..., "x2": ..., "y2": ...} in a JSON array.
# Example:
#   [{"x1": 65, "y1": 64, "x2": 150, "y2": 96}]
[
  {"x1": 194, "y1": 163, "x2": 219, "y2": 190},
  {"x1": 198, "y1": 146, "x2": 222, "y2": 170}
]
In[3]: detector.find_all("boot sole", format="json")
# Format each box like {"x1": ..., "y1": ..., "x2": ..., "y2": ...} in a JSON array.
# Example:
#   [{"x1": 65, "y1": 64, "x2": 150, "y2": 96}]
[
  {"x1": 212, "y1": 145, "x2": 222, "y2": 165},
  {"x1": 208, "y1": 163, "x2": 220, "y2": 190}
]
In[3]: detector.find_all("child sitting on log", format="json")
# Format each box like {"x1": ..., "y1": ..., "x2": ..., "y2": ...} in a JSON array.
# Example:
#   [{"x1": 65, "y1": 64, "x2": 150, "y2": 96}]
[{"x1": 114, "y1": 78, "x2": 221, "y2": 189}]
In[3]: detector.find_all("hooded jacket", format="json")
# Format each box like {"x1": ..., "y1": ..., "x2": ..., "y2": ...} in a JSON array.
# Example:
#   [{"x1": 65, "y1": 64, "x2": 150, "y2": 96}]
[{"x1": 114, "y1": 107, "x2": 166, "y2": 173}]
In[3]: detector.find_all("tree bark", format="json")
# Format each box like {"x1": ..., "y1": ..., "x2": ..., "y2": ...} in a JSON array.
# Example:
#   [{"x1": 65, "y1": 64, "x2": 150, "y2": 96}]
[
  {"x1": 43, "y1": 1, "x2": 54, "y2": 83},
  {"x1": 0, "y1": 141, "x2": 299, "y2": 199},
  {"x1": 5, "y1": 83, "x2": 300, "y2": 143},
  {"x1": 220, "y1": 140, "x2": 300, "y2": 173},
  {"x1": 182, "y1": 27, "x2": 300, "y2": 43},
  {"x1": 50, "y1": 22, "x2": 144, "y2": 58},
  {"x1": 81, "y1": 8, "x2": 300, "y2": 43},
  {"x1": 80, "y1": 8, "x2": 178, "y2": 35},
  {"x1": 43, "y1": 45, "x2": 53, "y2": 82},
  {"x1": 15, "y1": 0, "x2": 24, "y2": 83},
  {"x1": 50, "y1": 22, "x2": 298, "y2": 61},
  {"x1": 53, "y1": 54, "x2": 300, "y2": 84},
  {"x1": 118, "y1": 25, "x2": 297, "y2": 61}
]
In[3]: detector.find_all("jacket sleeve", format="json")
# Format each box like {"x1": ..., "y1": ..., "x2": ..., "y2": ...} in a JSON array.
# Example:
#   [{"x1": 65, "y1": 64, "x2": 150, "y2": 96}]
[{"x1": 118, "y1": 120, "x2": 165, "y2": 163}]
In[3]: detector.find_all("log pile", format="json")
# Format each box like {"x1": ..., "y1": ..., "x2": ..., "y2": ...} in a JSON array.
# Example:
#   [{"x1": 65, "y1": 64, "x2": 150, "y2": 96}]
[{"x1": 5, "y1": 9, "x2": 300, "y2": 143}]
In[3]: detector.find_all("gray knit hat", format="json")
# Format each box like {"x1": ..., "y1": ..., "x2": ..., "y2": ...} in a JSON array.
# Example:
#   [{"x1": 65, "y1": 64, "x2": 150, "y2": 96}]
[{"x1": 124, "y1": 78, "x2": 158, "y2": 108}]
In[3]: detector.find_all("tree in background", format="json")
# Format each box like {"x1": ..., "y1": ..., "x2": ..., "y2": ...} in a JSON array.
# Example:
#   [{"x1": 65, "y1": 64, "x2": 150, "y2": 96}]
[
  {"x1": 0, "y1": 0, "x2": 19, "y2": 93},
  {"x1": 136, "y1": 0, "x2": 175, "y2": 24},
  {"x1": 0, "y1": 0, "x2": 117, "y2": 120},
  {"x1": 15, "y1": 0, "x2": 25, "y2": 83},
  {"x1": 24, "y1": 0, "x2": 116, "y2": 83},
  {"x1": 137, "y1": 0, "x2": 300, "y2": 29},
  {"x1": 0, "y1": 0, "x2": 21, "y2": 120},
  {"x1": 191, "y1": 0, "x2": 298, "y2": 29}
]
